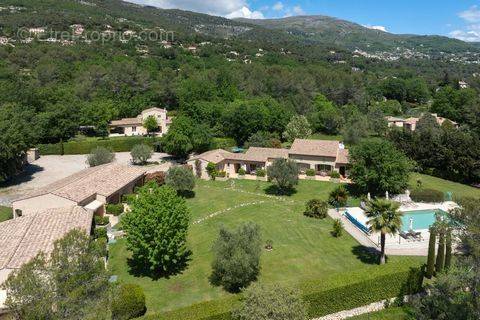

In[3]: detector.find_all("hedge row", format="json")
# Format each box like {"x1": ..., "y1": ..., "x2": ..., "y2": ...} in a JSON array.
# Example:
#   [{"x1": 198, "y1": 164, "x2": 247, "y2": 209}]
[
  {"x1": 410, "y1": 188, "x2": 444, "y2": 203},
  {"x1": 38, "y1": 136, "x2": 236, "y2": 155},
  {"x1": 303, "y1": 267, "x2": 423, "y2": 317},
  {"x1": 38, "y1": 137, "x2": 159, "y2": 155},
  {"x1": 141, "y1": 268, "x2": 423, "y2": 320}
]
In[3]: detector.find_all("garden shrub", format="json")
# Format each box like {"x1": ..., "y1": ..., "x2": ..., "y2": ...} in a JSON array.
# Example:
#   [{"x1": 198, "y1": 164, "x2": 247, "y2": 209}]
[
  {"x1": 332, "y1": 219, "x2": 343, "y2": 237},
  {"x1": 86, "y1": 147, "x2": 115, "y2": 167},
  {"x1": 255, "y1": 169, "x2": 266, "y2": 177},
  {"x1": 106, "y1": 203, "x2": 124, "y2": 216},
  {"x1": 131, "y1": 144, "x2": 153, "y2": 165},
  {"x1": 330, "y1": 171, "x2": 341, "y2": 179},
  {"x1": 94, "y1": 227, "x2": 107, "y2": 241},
  {"x1": 328, "y1": 185, "x2": 349, "y2": 207},
  {"x1": 238, "y1": 168, "x2": 246, "y2": 176},
  {"x1": 166, "y1": 166, "x2": 196, "y2": 193},
  {"x1": 112, "y1": 283, "x2": 147, "y2": 320},
  {"x1": 410, "y1": 189, "x2": 444, "y2": 203},
  {"x1": 94, "y1": 215, "x2": 110, "y2": 226},
  {"x1": 206, "y1": 163, "x2": 218, "y2": 180},
  {"x1": 145, "y1": 171, "x2": 166, "y2": 186},
  {"x1": 305, "y1": 168, "x2": 315, "y2": 177},
  {"x1": 121, "y1": 194, "x2": 136, "y2": 204},
  {"x1": 217, "y1": 171, "x2": 227, "y2": 178},
  {"x1": 304, "y1": 199, "x2": 328, "y2": 219}
]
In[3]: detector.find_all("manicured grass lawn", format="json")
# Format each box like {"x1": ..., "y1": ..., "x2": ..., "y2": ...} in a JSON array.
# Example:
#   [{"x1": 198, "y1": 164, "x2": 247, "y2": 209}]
[
  {"x1": 349, "y1": 307, "x2": 411, "y2": 320},
  {"x1": 109, "y1": 179, "x2": 423, "y2": 315},
  {"x1": 410, "y1": 173, "x2": 480, "y2": 199},
  {"x1": 0, "y1": 206, "x2": 13, "y2": 222}
]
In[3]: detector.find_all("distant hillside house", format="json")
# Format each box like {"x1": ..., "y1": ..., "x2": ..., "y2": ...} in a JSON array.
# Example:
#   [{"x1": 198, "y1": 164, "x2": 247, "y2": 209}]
[
  {"x1": 12, "y1": 163, "x2": 145, "y2": 217},
  {"x1": 188, "y1": 139, "x2": 349, "y2": 179},
  {"x1": 386, "y1": 113, "x2": 458, "y2": 131},
  {"x1": 109, "y1": 107, "x2": 171, "y2": 137}
]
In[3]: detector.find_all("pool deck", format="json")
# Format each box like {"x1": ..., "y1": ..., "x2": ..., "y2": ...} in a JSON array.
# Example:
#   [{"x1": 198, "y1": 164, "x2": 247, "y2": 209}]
[{"x1": 328, "y1": 209, "x2": 432, "y2": 256}]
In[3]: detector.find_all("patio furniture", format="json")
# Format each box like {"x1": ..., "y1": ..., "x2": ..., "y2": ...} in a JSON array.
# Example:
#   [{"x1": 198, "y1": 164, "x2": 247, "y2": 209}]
[
  {"x1": 399, "y1": 231, "x2": 411, "y2": 242},
  {"x1": 412, "y1": 231, "x2": 423, "y2": 241}
]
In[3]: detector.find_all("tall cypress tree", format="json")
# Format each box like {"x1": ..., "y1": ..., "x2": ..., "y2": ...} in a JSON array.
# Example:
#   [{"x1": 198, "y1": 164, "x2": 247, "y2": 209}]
[
  {"x1": 426, "y1": 227, "x2": 436, "y2": 278},
  {"x1": 444, "y1": 229, "x2": 452, "y2": 270},
  {"x1": 435, "y1": 230, "x2": 446, "y2": 273}
]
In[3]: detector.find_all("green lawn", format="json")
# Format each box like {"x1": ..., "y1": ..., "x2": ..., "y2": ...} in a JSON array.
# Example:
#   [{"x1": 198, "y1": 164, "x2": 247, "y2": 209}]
[
  {"x1": 349, "y1": 307, "x2": 411, "y2": 320},
  {"x1": 109, "y1": 179, "x2": 423, "y2": 315},
  {"x1": 410, "y1": 173, "x2": 480, "y2": 199},
  {"x1": 0, "y1": 206, "x2": 13, "y2": 222}
]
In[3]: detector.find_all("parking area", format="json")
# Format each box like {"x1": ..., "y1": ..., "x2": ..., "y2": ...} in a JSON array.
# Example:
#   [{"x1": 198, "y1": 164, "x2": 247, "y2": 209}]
[{"x1": 0, "y1": 153, "x2": 176, "y2": 206}]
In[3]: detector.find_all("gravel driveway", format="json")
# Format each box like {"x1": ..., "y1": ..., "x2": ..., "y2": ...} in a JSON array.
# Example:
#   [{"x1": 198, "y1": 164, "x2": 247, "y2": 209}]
[{"x1": 0, "y1": 152, "x2": 176, "y2": 206}]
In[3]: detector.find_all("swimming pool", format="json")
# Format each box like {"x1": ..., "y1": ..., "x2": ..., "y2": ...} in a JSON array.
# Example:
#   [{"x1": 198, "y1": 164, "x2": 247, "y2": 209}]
[{"x1": 401, "y1": 209, "x2": 448, "y2": 231}]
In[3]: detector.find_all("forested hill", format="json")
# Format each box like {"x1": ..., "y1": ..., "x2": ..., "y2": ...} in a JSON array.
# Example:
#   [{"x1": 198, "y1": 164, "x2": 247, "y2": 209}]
[{"x1": 237, "y1": 15, "x2": 480, "y2": 54}]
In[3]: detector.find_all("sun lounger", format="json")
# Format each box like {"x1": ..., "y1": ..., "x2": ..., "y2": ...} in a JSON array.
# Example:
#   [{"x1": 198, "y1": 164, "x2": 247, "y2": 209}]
[{"x1": 399, "y1": 231, "x2": 411, "y2": 241}]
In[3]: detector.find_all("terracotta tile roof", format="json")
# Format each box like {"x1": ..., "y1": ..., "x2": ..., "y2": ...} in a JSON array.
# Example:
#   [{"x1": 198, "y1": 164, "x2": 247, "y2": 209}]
[
  {"x1": 15, "y1": 164, "x2": 145, "y2": 204},
  {"x1": 289, "y1": 139, "x2": 341, "y2": 158},
  {"x1": 190, "y1": 149, "x2": 235, "y2": 164},
  {"x1": 336, "y1": 148, "x2": 349, "y2": 164},
  {"x1": 109, "y1": 117, "x2": 141, "y2": 126},
  {"x1": 141, "y1": 107, "x2": 167, "y2": 114},
  {"x1": 242, "y1": 147, "x2": 289, "y2": 162},
  {"x1": 0, "y1": 206, "x2": 92, "y2": 271}
]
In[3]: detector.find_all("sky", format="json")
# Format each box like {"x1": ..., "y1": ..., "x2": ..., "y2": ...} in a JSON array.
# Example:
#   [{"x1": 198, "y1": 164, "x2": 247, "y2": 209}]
[{"x1": 130, "y1": 0, "x2": 480, "y2": 42}]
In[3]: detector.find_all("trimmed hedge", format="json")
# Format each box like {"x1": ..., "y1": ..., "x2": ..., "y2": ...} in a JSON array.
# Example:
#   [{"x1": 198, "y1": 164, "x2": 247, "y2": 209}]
[
  {"x1": 303, "y1": 268, "x2": 423, "y2": 317},
  {"x1": 410, "y1": 189, "x2": 444, "y2": 203},
  {"x1": 38, "y1": 137, "x2": 159, "y2": 155},
  {"x1": 140, "y1": 268, "x2": 423, "y2": 320},
  {"x1": 112, "y1": 283, "x2": 147, "y2": 320}
]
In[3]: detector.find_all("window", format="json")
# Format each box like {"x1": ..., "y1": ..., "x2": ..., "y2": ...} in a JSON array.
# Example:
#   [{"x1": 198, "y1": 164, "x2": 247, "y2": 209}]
[
  {"x1": 132, "y1": 126, "x2": 136, "y2": 132},
  {"x1": 316, "y1": 164, "x2": 332, "y2": 172}
]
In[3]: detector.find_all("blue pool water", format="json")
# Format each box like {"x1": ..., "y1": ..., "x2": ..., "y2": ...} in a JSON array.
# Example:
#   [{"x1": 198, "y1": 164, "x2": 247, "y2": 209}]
[{"x1": 401, "y1": 209, "x2": 447, "y2": 231}]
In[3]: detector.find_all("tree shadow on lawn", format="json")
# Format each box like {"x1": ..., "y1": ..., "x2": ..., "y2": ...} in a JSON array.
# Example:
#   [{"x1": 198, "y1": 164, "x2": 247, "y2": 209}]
[
  {"x1": 351, "y1": 245, "x2": 386, "y2": 265},
  {"x1": 264, "y1": 185, "x2": 297, "y2": 196},
  {"x1": 127, "y1": 250, "x2": 193, "y2": 280}
]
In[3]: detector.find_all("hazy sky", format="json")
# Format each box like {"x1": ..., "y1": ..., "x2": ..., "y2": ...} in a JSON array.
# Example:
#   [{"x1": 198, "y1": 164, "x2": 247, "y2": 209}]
[{"x1": 130, "y1": 0, "x2": 480, "y2": 41}]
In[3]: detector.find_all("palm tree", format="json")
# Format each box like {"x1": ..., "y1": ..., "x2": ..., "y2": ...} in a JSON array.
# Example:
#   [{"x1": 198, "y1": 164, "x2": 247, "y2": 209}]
[{"x1": 366, "y1": 199, "x2": 403, "y2": 265}]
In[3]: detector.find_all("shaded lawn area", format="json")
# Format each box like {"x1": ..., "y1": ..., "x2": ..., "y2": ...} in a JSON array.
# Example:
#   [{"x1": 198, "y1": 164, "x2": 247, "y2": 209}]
[
  {"x1": 109, "y1": 179, "x2": 423, "y2": 315},
  {"x1": 0, "y1": 206, "x2": 13, "y2": 222},
  {"x1": 410, "y1": 173, "x2": 480, "y2": 199},
  {"x1": 349, "y1": 307, "x2": 411, "y2": 320}
]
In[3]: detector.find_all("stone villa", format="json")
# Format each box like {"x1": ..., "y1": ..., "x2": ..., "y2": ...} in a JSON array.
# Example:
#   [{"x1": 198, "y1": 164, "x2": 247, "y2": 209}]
[
  {"x1": 386, "y1": 113, "x2": 458, "y2": 131},
  {"x1": 188, "y1": 139, "x2": 349, "y2": 179},
  {"x1": 109, "y1": 107, "x2": 172, "y2": 137}
]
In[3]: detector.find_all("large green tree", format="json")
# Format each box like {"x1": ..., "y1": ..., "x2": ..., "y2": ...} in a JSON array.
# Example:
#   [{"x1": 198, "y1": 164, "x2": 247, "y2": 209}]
[
  {"x1": 210, "y1": 222, "x2": 262, "y2": 293},
  {"x1": 3, "y1": 230, "x2": 110, "y2": 320},
  {"x1": 365, "y1": 199, "x2": 403, "y2": 265},
  {"x1": 267, "y1": 159, "x2": 299, "y2": 193},
  {"x1": 349, "y1": 138, "x2": 413, "y2": 195},
  {"x1": 0, "y1": 103, "x2": 35, "y2": 182},
  {"x1": 122, "y1": 182, "x2": 190, "y2": 275}
]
